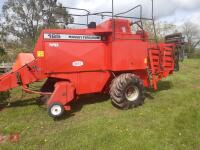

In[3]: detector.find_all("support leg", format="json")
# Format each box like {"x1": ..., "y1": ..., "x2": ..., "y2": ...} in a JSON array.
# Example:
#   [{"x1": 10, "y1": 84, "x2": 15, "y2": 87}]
[{"x1": 47, "y1": 81, "x2": 75, "y2": 118}]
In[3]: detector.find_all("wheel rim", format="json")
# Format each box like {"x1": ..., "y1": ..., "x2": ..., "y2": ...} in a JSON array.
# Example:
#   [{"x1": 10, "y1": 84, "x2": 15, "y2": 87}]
[
  {"x1": 125, "y1": 85, "x2": 139, "y2": 102},
  {"x1": 51, "y1": 105, "x2": 62, "y2": 116}
]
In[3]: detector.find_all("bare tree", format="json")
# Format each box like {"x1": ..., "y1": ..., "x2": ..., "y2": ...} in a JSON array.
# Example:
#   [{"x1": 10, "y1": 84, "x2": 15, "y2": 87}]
[
  {"x1": 2, "y1": 0, "x2": 73, "y2": 50},
  {"x1": 182, "y1": 21, "x2": 200, "y2": 53},
  {"x1": 0, "y1": 14, "x2": 7, "y2": 49},
  {"x1": 139, "y1": 21, "x2": 177, "y2": 41}
]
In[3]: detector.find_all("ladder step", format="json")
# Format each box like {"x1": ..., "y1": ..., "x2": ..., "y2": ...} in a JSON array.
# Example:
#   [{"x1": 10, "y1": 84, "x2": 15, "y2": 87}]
[
  {"x1": 152, "y1": 62, "x2": 159, "y2": 66},
  {"x1": 164, "y1": 51, "x2": 172, "y2": 56},
  {"x1": 164, "y1": 49, "x2": 172, "y2": 52},
  {"x1": 164, "y1": 47, "x2": 173, "y2": 50},
  {"x1": 164, "y1": 62, "x2": 172, "y2": 67},
  {"x1": 151, "y1": 50, "x2": 160, "y2": 55},
  {"x1": 151, "y1": 52, "x2": 160, "y2": 54},
  {"x1": 148, "y1": 48, "x2": 162, "y2": 90},
  {"x1": 164, "y1": 57, "x2": 173, "y2": 61},
  {"x1": 152, "y1": 56, "x2": 159, "y2": 60}
]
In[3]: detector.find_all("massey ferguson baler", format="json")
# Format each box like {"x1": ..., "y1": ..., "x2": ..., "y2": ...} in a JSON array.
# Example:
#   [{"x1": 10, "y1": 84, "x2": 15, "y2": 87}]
[{"x1": 0, "y1": 1, "x2": 182, "y2": 118}]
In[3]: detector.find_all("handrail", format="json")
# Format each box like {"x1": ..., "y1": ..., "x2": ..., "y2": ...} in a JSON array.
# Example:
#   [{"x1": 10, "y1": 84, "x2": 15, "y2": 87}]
[
  {"x1": 46, "y1": 0, "x2": 157, "y2": 42},
  {"x1": 115, "y1": 5, "x2": 142, "y2": 16}
]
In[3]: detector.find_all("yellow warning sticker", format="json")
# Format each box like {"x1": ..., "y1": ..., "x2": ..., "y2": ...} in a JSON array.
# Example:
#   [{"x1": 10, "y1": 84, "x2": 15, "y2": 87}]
[
  {"x1": 144, "y1": 58, "x2": 147, "y2": 64},
  {"x1": 37, "y1": 51, "x2": 44, "y2": 58}
]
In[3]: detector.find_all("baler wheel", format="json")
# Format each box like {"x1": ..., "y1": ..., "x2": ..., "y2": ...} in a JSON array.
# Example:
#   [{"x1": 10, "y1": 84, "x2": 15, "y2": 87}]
[
  {"x1": 48, "y1": 103, "x2": 64, "y2": 118},
  {"x1": 110, "y1": 73, "x2": 145, "y2": 109}
]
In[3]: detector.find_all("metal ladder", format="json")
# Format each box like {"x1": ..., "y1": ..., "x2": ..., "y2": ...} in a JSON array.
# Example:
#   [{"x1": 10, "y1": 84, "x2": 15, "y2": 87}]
[
  {"x1": 148, "y1": 48, "x2": 162, "y2": 90},
  {"x1": 162, "y1": 46, "x2": 174, "y2": 71}
]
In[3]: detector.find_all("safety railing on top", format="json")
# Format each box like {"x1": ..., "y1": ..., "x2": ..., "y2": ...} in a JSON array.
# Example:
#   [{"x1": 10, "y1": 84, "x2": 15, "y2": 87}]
[{"x1": 44, "y1": 0, "x2": 157, "y2": 42}]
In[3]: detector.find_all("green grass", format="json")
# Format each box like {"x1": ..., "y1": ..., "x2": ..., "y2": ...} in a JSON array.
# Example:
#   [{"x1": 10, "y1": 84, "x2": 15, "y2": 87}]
[{"x1": 0, "y1": 59, "x2": 200, "y2": 150}]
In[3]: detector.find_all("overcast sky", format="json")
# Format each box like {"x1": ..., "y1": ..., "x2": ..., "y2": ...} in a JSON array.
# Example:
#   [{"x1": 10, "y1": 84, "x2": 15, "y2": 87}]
[
  {"x1": 0, "y1": 0, "x2": 200, "y2": 26},
  {"x1": 57, "y1": 0, "x2": 200, "y2": 26}
]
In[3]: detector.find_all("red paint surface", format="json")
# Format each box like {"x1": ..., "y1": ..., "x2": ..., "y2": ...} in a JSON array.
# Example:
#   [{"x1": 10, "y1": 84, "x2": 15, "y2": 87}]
[{"x1": 0, "y1": 19, "x2": 177, "y2": 107}]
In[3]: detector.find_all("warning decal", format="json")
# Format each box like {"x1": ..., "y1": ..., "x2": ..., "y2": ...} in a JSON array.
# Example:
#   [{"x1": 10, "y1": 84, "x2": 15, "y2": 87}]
[
  {"x1": 37, "y1": 51, "x2": 44, "y2": 57},
  {"x1": 44, "y1": 33, "x2": 101, "y2": 41}
]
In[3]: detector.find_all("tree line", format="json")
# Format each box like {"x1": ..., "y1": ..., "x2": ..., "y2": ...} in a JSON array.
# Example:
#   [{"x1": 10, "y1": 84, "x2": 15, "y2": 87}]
[
  {"x1": 0, "y1": 0, "x2": 73, "y2": 62},
  {"x1": 0, "y1": 0, "x2": 200, "y2": 62}
]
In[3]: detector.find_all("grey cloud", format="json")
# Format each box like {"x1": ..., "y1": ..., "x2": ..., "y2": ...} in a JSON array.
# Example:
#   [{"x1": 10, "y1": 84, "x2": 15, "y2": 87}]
[
  {"x1": 58, "y1": 0, "x2": 200, "y2": 27},
  {"x1": 58, "y1": 0, "x2": 200, "y2": 18}
]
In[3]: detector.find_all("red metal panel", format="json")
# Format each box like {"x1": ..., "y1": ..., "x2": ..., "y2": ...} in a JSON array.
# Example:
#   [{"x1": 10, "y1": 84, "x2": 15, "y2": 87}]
[
  {"x1": 111, "y1": 40, "x2": 148, "y2": 71},
  {"x1": 77, "y1": 71, "x2": 110, "y2": 94},
  {"x1": 44, "y1": 41, "x2": 108, "y2": 73},
  {"x1": 97, "y1": 19, "x2": 131, "y2": 33},
  {"x1": 48, "y1": 71, "x2": 111, "y2": 95}
]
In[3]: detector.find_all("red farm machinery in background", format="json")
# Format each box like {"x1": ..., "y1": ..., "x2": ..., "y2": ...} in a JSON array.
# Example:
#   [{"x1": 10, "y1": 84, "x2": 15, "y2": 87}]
[{"x1": 0, "y1": 0, "x2": 184, "y2": 118}]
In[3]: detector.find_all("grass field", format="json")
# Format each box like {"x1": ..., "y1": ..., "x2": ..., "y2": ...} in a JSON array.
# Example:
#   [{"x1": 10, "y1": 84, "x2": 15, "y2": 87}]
[{"x1": 0, "y1": 59, "x2": 200, "y2": 150}]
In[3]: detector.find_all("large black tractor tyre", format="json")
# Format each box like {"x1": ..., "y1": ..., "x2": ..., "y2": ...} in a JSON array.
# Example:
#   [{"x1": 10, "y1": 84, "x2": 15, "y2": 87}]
[{"x1": 110, "y1": 73, "x2": 145, "y2": 110}]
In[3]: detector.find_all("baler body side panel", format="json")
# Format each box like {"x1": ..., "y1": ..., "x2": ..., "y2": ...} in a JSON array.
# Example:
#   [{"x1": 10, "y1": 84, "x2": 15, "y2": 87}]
[
  {"x1": 48, "y1": 71, "x2": 111, "y2": 95},
  {"x1": 111, "y1": 39, "x2": 148, "y2": 71},
  {"x1": 44, "y1": 41, "x2": 109, "y2": 73}
]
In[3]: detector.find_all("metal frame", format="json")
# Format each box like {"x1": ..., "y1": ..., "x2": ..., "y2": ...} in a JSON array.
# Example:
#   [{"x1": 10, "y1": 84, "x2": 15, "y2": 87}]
[{"x1": 52, "y1": 0, "x2": 157, "y2": 41}]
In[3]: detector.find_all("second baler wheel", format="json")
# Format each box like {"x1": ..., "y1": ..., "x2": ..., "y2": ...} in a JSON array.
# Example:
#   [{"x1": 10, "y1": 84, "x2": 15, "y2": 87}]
[
  {"x1": 110, "y1": 73, "x2": 145, "y2": 109},
  {"x1": 48, "y1": 102, "x2": 64, "y2": 118}
]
